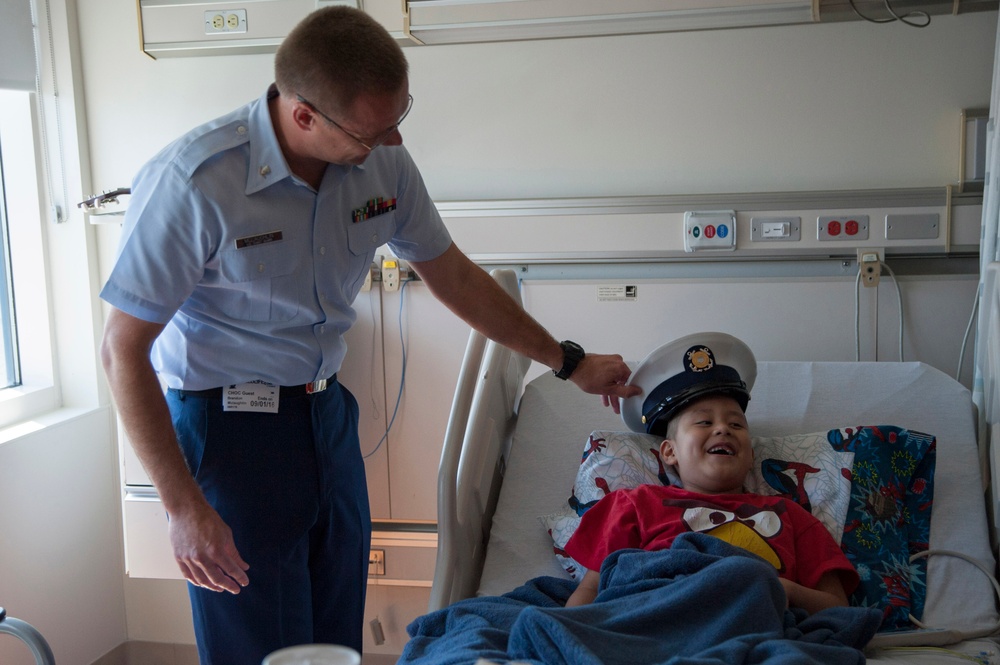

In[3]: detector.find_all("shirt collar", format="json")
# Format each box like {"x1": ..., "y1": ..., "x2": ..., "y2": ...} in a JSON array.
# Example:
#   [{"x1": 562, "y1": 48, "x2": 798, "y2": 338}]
[{"x1": 244, "y1": 84, "x2": 294, "y2": 196}]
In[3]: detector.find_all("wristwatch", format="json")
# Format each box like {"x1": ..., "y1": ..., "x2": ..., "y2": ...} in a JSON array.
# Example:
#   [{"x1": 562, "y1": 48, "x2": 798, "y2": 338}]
[{"x1": 553, "y1": 340, "x2": 585, "y2": 380}]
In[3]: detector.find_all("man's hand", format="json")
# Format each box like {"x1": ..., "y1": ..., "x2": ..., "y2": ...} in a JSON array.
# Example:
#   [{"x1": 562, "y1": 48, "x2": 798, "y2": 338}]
[
  {"x1": 569, "y1": 353, "x2": 642, "y2": 414},
  {"x1": 169, "y1": 502, "x2": 250, "y2": 594}
]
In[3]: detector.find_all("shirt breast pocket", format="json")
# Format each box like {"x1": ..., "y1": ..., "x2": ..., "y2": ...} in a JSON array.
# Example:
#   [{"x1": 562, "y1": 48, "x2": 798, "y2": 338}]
[
  {"x1": 346, "y1": 214, "x2": 397, "y2": 294},
  {"x1": 217, "y1": 244, "x2": 300, "y2": 322}
]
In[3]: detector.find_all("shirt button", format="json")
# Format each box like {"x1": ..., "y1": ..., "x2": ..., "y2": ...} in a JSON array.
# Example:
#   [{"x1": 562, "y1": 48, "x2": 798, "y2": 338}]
[
  {"x1": 371, "y1": 233, "x2": 379, "y2": 243},
  {"x1": 237, "y1": 125, "x2": 247, "y2": 135},
  {"x1": 319, "y1": 246, "x2": 326, "y2": 255},
  {"x1": 258, "y1": 263, "x2": 265, "y2": 273},
  {"x1": 259, "y1": 165, "x2": 271, "y2": 177},
  {"x1": 319, "y1": 325, "x2": 326, "y2": 333}
]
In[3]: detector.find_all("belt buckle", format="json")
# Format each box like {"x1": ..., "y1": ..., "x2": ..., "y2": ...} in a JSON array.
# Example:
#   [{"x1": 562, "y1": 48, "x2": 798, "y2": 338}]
[{"x1": 305, "y1": 378, "x2": 328, "y2": 394}]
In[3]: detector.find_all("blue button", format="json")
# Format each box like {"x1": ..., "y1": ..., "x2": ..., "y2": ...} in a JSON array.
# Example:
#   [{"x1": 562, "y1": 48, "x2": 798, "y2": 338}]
[{"x1": 717, "y1": 224, "x2": 729, "y2": 239}]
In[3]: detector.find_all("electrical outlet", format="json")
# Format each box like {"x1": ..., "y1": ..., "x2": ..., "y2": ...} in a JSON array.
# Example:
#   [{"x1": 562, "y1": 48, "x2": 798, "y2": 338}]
[
  {"x1": 858, "y1": 248, "x2": 882, "y2": 288},
  {"x1": 369, "y1": 549, "x2": 385, "y2": 576},
  {"x1": 381, "y1": 258, "x2": 400, "y2": 292},
  {"x1": 818, "y1": 215, "x2": 869, "y2": 241},
  {"x1": 204, "y1": 9, "x2": 246, "y2": 34}
]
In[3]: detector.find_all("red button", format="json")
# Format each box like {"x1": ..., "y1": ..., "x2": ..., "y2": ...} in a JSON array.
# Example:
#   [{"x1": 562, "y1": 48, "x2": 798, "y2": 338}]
[
  {"x1": 845, "y1": 220, "x2": 859, "y2": 236},
  {"x1": 705, "y1": 225, "x2": 716, "y2": 238},
  {"x1": 828, "y1": 220, "x2": 842, "y2": 236}
]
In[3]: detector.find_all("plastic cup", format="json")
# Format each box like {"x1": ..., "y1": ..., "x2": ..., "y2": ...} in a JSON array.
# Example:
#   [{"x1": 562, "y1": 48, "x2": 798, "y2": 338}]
[{"x1": 261, "y1": 644, "x2": 361, "y2": 665}]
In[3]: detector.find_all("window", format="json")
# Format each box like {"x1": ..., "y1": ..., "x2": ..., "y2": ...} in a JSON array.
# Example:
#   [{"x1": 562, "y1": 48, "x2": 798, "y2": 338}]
[
  {"x1": 0, "y1": 89, "x2": 59, "y2": 426},
  {"x1": 0, "y1": 136, "x2": 20, "y2": 387}
]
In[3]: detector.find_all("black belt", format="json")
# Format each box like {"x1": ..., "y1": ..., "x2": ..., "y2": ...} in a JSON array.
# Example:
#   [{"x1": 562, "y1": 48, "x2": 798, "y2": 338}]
[{"x1": 174, "y1": 376, "x2": 334, "y2": 399}]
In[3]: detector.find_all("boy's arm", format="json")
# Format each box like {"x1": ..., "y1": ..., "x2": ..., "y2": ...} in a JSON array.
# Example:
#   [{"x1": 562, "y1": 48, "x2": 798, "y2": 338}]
[
  {"x1": 565, "y1": 569, "x2": 601, "y2": 607},
  {"x1": 779, "y1": 571, "x2": 849, "y2": 614}
]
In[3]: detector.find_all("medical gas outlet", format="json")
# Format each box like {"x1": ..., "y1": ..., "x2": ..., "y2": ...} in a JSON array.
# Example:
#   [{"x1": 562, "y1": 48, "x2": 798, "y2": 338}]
[{"x1": 684, "y1": 211, "x2": 736, "y2": 252}]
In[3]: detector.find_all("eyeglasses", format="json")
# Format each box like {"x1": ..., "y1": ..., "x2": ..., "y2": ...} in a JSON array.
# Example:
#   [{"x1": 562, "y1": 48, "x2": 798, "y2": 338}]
[{"x1": 296, "y1": 93, "x2": 413, "y2": 151}]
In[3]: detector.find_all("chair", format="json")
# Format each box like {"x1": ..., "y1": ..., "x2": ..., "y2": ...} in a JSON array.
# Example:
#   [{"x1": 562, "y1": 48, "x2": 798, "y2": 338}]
[{"x1": 0, "y1": 607, "x2": 55, "y2": 665}]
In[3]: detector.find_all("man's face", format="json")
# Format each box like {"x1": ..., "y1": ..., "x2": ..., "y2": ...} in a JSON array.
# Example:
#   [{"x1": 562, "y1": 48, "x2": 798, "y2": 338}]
[
  {"x1": 303, "y1": 85, "x2": 410, "y2": 166},
  {"x1": 659, "y1": 395, "x2": 752, "y2": 495}
]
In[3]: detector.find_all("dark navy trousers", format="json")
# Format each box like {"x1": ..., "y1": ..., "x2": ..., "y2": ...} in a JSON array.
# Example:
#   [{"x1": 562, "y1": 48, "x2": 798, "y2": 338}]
[{"x1": 166, "y1": 380, "x2": 371, "y2": 665}]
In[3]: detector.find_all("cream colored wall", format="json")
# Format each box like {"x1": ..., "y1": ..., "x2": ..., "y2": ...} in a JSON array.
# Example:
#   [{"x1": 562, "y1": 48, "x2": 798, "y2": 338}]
[
  {"x1": 78, "y1": 7, "x2": 996, "y2": 201},
  {"x1": 0, "y1": 409, "x2": 126, "y2": 665}
]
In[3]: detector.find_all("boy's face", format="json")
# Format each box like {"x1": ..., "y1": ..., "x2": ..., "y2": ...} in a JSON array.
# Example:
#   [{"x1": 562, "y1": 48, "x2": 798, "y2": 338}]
[{"x1": 659, "y1": 395, "x2": 752, "y2": 495}]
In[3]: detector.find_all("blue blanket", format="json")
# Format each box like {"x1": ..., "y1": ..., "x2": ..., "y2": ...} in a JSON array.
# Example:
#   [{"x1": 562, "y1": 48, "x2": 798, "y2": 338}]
[{"x1": 402, "y1": 533, "x2": 882, "y2": 665}]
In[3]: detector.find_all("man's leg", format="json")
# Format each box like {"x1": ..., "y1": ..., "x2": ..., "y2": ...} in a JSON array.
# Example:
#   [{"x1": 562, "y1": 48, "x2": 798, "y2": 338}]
[
  {"x1": 308, "y1": 382, "x2": 371, "y2": 652},
  {"x1": 168, "y1": 390, "x2": 324, "y2": 665}
]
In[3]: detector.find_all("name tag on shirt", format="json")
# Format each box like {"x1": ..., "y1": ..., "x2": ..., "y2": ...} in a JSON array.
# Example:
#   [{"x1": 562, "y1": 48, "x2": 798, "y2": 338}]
[{"x1": 223, "y1": 380, "x2": 279, "y2": 413}]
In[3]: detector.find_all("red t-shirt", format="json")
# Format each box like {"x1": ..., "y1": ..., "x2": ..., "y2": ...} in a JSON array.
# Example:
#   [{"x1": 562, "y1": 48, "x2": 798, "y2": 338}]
[{"x1": 564, "y1": 484, "x2": 858, "y2": 594}]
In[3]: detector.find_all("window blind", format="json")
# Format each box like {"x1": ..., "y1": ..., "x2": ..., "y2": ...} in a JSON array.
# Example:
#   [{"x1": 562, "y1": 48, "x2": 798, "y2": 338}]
[{"x1": 1, "y1": 0, "x2": 37, "y2": 91}]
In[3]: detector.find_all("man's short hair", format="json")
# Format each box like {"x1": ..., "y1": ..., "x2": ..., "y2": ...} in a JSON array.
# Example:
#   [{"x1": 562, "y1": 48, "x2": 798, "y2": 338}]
[{"x1": 275, "y1": 7, "x2": 408, "y2": 116}]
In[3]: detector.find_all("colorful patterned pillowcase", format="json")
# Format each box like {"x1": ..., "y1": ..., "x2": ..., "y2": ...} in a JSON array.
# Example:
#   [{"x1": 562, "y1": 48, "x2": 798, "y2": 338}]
[
  {"x1": 539, "y1": 430, "x2": 671, "y2": 580},
  {"x1": 744, "y1": 431, "x2": 855, "y2": 545},
  {"x1": 826, "y1": 426, "x2": 936, "y2": 631}
]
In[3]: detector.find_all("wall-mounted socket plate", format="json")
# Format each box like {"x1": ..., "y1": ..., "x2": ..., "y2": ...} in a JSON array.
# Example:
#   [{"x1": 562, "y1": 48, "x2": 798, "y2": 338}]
[
  {"x1": 204, "y1": 9, "x2": 247, "y2": 34},
  {"x1": 818, "y1": 215, "x2": 869, "y2": 241}
]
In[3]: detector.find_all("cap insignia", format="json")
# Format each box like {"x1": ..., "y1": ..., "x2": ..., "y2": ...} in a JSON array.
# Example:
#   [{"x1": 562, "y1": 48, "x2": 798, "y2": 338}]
[{"x1": 686, "y1": 346, "x2": 715, "y2": 372}]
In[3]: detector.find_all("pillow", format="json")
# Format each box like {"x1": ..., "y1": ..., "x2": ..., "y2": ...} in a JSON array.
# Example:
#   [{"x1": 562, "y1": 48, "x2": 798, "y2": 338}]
[
  {"x1": 539, "y1": 430, "x2": 671, "y2": 580},
  {"x1": 827, "y1": 426, "x2": 936, "y2": 631},
  {"x1": 744, "y1": 431, "x2": 855, "y2": 544}
]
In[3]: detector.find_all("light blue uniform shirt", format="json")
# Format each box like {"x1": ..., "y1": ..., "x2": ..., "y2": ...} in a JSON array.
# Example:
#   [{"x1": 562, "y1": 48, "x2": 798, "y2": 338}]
[{"x1": 101, "y1": 86, "x2": 453, "y2": 390}]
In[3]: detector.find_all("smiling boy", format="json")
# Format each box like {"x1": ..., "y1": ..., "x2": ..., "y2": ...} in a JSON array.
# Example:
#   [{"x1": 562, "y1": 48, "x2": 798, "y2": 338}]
[{"x1": 563, "y1": 333, "x2": 858, "y2": 614}]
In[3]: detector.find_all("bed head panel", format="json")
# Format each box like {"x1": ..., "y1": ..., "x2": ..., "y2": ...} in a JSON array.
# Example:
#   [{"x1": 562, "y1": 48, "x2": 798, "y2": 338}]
[{"x1": 473, "y1": 361, "x2": 999, "y2": 634}]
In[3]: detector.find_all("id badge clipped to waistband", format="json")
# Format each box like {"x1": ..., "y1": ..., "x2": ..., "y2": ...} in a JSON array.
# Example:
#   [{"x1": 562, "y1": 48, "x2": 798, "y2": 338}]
[{"x1": 223, "y1": 380, "x2": 279, "y2": 413}]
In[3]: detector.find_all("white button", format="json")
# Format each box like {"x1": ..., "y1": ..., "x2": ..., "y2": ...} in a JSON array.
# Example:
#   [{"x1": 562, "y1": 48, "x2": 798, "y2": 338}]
[
  {"x1": 237, "y1": 125, "x2": 247, "y2": 135},
  {"x1": 319, "y1": 325, "x2": 326, "y2": 333},
  {"x1": 319, "y1": 246, "x2": 326, "y2": 255},
  {"x1": 371, "y1": 234, "x2": 379, "y2": 243},
  {"x1": 259, "y1": 165, "x2": 271, "y2": 177},
  {"x1": 258, "y1": 263, "x2": 265, "y2": 272}
]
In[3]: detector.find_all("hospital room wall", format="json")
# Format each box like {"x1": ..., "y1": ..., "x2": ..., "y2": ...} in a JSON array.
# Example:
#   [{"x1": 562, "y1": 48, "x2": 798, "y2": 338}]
[{"x1": 70, "y1": 0, "x2": 997, "y2": 653}]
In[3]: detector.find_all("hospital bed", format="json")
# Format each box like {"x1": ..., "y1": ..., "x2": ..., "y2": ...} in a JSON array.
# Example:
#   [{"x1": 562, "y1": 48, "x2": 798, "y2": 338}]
[{"x1": 424, "y1": 269, "x2": 1000, "y2": 664}]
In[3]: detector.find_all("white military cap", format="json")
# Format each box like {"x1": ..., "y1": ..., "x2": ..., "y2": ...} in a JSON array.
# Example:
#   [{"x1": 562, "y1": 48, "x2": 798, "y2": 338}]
[{"x1": 621, "y1": 332, "x2": 757, "y2": 437}]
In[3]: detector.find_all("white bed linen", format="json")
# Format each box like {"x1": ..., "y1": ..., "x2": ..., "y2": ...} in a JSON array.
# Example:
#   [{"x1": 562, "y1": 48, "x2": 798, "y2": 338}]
[{"x1": 474, "y1": 361, "x2": 999, "y2": 659}]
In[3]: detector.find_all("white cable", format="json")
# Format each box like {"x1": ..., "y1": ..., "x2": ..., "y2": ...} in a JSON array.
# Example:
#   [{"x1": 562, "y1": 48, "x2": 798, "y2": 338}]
[
  {"x1": 957, "y1": 289, "x2": 981, "y2": 382},
  {"x1": 881, "y1": 262, "x2": 904, "y2": 362},
  {"x1": 906, "y1": 549, "x2": 1000, "y2": 639},
  {"x1": 855, "y1": 268, "x2": 862, "y2": 362}
]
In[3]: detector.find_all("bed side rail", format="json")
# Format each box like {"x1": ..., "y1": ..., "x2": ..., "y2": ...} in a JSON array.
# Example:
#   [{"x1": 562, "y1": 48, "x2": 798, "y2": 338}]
[{"x1": 430, "y1": 269, "x2": 529, "y2": 611}]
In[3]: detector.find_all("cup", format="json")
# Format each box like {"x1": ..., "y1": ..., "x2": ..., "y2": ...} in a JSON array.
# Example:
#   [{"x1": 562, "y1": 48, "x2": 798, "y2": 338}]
[{"x1": 262, "y1": 644, "x2": 361, "y2": 665}]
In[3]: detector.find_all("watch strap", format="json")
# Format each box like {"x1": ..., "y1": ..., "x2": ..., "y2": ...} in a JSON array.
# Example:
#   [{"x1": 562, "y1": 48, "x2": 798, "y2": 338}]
[{"x1": 554, "y1": 340, "x2": 585, "y2": 380}]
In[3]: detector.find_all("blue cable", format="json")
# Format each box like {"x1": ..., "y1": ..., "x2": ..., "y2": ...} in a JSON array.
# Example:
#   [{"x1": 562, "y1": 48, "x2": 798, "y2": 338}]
[{"x1": 363, "y1": 278, "x2": 410, "y2": 459}]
